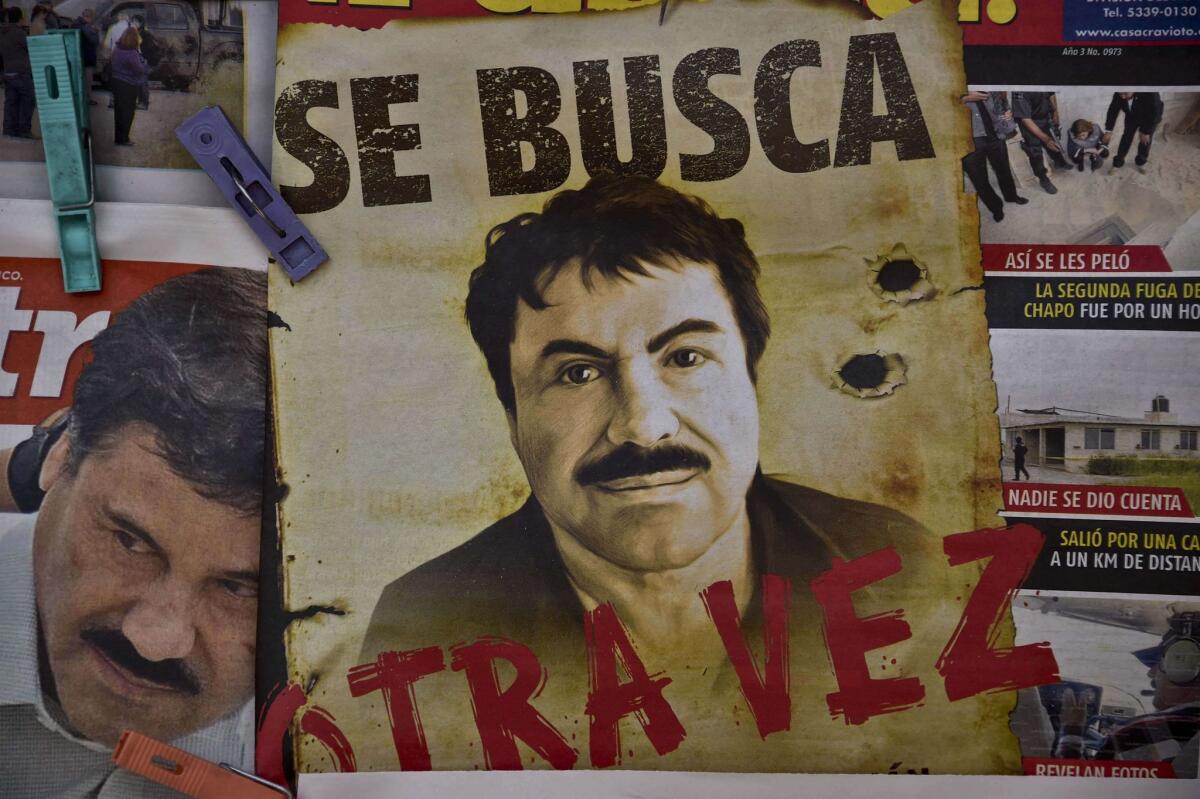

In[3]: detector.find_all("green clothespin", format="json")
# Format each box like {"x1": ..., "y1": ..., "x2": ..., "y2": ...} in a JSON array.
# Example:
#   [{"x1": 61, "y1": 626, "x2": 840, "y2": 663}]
[{"x1": 29, "y1": 30, "x2": 102, "y2": 293}]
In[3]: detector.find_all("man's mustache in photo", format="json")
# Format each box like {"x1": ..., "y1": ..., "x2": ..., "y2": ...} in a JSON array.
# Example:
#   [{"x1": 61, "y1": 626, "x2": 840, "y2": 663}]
[
  {"x1": 576, "y1": 442, "x2": 712, "y2": 487},
  {"x1": 80, "y1": 626, "x2": 202, "y2": 695}
]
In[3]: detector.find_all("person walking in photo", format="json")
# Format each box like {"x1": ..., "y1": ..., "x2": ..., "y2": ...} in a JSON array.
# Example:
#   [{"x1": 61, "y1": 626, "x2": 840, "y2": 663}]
[
  {"x1": 1013, "y1": 436, "x2": 1031, "y2": 481},
  {"x1": 0, "y1": 6, "x2": 36, "y2": 139},
  {"x1": 109, "y1": 26, "x2": 148, "y2": 146}
]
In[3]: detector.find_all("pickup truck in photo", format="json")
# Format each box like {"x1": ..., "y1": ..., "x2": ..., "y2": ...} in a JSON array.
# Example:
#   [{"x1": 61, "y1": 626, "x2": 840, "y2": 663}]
[{"x1": 54, "y1": 0, "x2": 243, "y2": 91}]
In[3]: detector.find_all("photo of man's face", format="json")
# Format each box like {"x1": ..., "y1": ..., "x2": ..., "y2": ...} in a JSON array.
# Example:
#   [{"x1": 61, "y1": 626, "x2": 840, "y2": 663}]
[
  {"x1": 505, "y1": 258, "x2": 760, "y2": 572},
  {"x1": 32, "y1": 423, "x2": 258, "y2": 747}
]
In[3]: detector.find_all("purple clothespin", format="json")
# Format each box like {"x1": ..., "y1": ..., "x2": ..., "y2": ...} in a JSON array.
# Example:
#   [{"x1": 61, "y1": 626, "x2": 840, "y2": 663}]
[{"x1": 176, "y1": 107, "x2": 326, "y2": 281}]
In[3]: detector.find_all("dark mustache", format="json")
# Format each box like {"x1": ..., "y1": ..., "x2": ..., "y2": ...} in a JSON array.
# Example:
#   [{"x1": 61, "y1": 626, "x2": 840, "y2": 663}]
[
  {"x1": 576, "y1": 443, "x2": 711, "y2": 486},
  {"x1": 81, "y1": 627, "x2": 201, "y2": 695}
]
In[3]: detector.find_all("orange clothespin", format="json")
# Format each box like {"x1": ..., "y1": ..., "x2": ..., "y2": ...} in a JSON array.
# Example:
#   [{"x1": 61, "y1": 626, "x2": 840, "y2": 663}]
[{"x1": 112, "y1": 730, "x2": 292, "y2": 799}]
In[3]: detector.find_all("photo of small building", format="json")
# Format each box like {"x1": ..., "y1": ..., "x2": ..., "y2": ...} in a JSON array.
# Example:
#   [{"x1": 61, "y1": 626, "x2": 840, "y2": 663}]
[
  {"x1": 1002, "y1": 395, "x2": 1199, "y2": 474},
  {"x1": 991, "y1": 331, "x2": 1200, "y2": 508}
]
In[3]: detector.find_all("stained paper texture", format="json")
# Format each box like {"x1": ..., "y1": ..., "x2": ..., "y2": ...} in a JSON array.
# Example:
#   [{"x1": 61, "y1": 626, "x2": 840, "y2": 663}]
[{"x1": 269, "y1": 0, "x2": 1026, "y2": 774}]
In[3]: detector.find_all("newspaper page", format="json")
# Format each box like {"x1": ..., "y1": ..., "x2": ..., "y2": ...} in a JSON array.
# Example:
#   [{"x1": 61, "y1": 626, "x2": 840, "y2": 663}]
[
  {"x1": 0, "y1": 200, "x2": 267, "y2": 797},
  {"x1": 263, "y1": 0, "x2": 1063, "y2": 779},
  {"x1": 957, "y1": 0, "x2": 1200, "y2": 781},
  {"x1": 0, "y1": 1, "x2": 277, "y2": 206}
]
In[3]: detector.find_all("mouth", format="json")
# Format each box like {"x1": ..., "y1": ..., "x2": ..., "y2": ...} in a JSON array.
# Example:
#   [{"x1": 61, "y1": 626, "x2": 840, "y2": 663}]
[
  {"x1": 86, "y1": 642, "x2": 186, "y2": 698},
  {"x1": 594, "y1": 468, "x2": 701, "y2": 493}
]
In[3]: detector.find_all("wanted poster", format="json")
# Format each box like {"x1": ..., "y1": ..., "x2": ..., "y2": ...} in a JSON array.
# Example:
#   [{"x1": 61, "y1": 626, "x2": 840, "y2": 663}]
[{"x1": 263, "y1": 0, "x2": 1057, "y2": 777}]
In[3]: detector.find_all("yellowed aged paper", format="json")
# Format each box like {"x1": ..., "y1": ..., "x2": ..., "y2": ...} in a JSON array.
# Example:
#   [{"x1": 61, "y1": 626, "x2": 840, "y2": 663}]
[{"x1": 269, "y1": 0, "x2": 1023, "y2": 775}]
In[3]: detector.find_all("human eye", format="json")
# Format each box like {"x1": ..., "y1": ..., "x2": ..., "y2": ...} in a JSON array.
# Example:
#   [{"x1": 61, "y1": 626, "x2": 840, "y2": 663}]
[
  {"x1": 667, "y1": 348, "x2": 708, "y2": 368},
  {"x1": 557, "y1": 362, "x2": 604, "y2": 386},
  {"x1": 216, "y1": 578, "x2": 258, "y2": 600},
  {"x1": 113, "y1": 528, "x2": 153, "y2": 554}
]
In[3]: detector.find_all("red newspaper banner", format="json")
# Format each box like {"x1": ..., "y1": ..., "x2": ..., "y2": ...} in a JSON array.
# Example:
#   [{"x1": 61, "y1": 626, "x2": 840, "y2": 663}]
[
  {"x1": 982, "y1": 245, "x2": 1173, "y2": 274},
  {"x1": 1003, "y1": 483, "x2": 1194, "y2": 518},
  {"x1": 1022, "y1": 758, "x2": 1177, "y2": 778},
  {"x1": 0, "y1": 258, "x2": 206, "y2": 426}
]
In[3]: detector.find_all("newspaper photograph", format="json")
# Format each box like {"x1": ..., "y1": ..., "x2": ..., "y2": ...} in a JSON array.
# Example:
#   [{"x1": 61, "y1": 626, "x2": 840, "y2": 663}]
[
  {"x1": 0, "y1": 247, "x2": 266, "y2": 797},
  {"x1": 965, "y1": 89, "x2": 1200, "y2": 270},
  {"x1": 0, "y1": 0, "x2": 246, "y2": 169},
  {"x1": 1011, "y1": 594, "x2": 1200, "y2": 778}
]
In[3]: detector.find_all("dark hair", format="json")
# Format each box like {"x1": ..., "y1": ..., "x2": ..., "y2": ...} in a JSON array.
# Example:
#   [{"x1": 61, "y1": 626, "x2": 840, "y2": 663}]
[
  {"x1": 8, "y1": 7, "x2": 23, "y2": 23},
  {"x1": 465, "y1": 175, "x2": 770, "y2": 412},
  {"x1": 1071, "y1": 119, "x2": 1091, "y2": 137},
  {"x1": 67, "y1": 268, "x2": 267, "y2": 514},
  {"x1": 117, "y1": 25, "x2": 139, "y2": 49}
]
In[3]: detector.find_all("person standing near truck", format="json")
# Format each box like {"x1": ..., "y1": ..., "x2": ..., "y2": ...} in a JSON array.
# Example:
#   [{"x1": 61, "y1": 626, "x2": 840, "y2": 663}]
[
  {"x1": 73, "y1": 8, "x2": 99, "y2": 107},
  {"x1": 109, "y1": 26, "x2": 148, "y2": 146},
  {"x1": 0, "y1": 6, "x2": 35, "y2": 140}
]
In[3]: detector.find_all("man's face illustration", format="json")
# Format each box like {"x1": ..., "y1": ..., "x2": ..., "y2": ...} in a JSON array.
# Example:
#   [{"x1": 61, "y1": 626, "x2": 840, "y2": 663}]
[
  {"x1": 506, "y1": 259, "x2": 760, "y2": 572},
  {"x1": 33, "y1": 424, "x2": 258, "y2": 746}
]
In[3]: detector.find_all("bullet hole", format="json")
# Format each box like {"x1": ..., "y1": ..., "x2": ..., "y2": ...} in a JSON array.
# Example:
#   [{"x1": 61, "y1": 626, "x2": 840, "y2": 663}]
[
  {"x1": 866, "y1": 244, "x2": 935, "y2": 304},
  {"x1": 267, "y1": 311, "x2": 292, "y2": 331},
  {"x1": 876, "y1": 259, "x2": 921, "y2": 292},
  {"x1": 832, "y1": 350, "x2": 908, "y2": 398},
  {"x1": 840, "y1": 354, "x2": 888, "y2": 389}
]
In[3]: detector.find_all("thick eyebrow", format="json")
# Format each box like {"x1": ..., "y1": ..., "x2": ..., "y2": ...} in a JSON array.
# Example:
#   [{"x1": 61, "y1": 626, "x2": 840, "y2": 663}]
[
  {"x1": 102, "y1": 505, "x2": 164, "y2": 555},
  {"x1": 647, "y1": 319, "x2": 723, "y2": 354},
  {"x1": 103, "y1": 504, "x2": 258, "y2": 584},
  {"x1": 539, "y1": 339, "x2": 612, "y2": 361}
]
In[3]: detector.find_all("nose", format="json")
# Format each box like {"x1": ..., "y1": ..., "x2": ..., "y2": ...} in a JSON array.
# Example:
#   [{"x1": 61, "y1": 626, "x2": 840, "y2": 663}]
[
  {"x1": 605, "y1": 359, "x2": 679, "y2": 448},
  {"x1": 121, "y1": 581, "x2": 198, "y2": 661}
]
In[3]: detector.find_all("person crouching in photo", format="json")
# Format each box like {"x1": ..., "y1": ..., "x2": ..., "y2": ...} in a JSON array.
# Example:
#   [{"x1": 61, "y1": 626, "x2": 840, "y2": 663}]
[{"x1": 1067, "y1": 119, "x2": 1109, "y2": 173}]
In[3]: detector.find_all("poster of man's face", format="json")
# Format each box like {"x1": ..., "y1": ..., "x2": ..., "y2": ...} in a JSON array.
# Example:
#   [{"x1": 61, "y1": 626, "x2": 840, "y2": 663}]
[
  {"x1": 269, "y1": 0, "x2": 1025, "y2": 774},
  {"x1": 505, "y1": 256, "x2": 761, "y2": 573}
]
